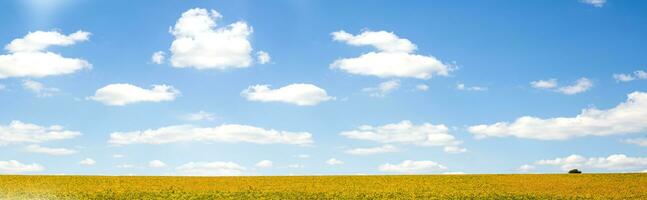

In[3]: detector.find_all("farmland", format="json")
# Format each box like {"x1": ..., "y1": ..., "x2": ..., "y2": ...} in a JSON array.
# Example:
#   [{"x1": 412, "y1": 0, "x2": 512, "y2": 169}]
[{"x1": 0, "y1": 174, "x2": 646, "y2": 199}]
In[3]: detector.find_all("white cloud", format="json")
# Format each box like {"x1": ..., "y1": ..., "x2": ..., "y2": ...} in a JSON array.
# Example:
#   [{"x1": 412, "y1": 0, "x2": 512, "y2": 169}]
[
  {"x1": 78, "y1": 158, "x2": 96, "y2": 166},
  {"x1": 557, "y1": 78, "x2": 593, "y2": 95},
  {"x1": 255, "y1": 160, "x2": 273, "y2": 168},
  {"x1": 614, "y1": 70, "x2": 647, "y2": 82},
  {"x1": 469, "y1": 92, "x2": 647, "y2": 140},
  {"x1": 89, "y1": 83, "x2": 180, "y2": 106},
  {"x1": 151, "y1": 51, "x2": 165, "y2": 64},
  {"x1": 330, "y1": 30, "x2": 451, "y2": 79},
  {"x1": 148, "y1": 160, "x2": 167, "y2": 168},
  {"x1": 22, "y1": 79, "x2": 59, "y2": 97},
  {"x1": 531, "y1": 78, "x2": 593, "y2": 95},
  {"x1": 345, "y1": 145, "x2": 399, "y2": 155},
  {"x1": 415, "y1": 84, "x2": 429, "y2": 91},
  {"x1": 256, "y1": 51, "x2": 271, "y2": 64},
  {"x1": 581, "y1": 0, "x2": 606, "y2": 7},
  {"x1": 325, "y1": 158, "x2": 343, "y2": 165},
  {"x1": 518, "y1": 164, "x2": 536, "y2": 172},
  {"x1": 24, "y1": 144, "x2": 76, "y2": 156},
  {"x1": 362, "y1": 80, "x2": 400, "y2": 97},
  {"x1": 117, "y1": 164, "x2": 135, "y2": 169},
  {"x1": 340, "y1": 120, "x2": 464, "y2": 153},
  {"x1": 295, "y1": 154, "x2": 310, "y2": 159},
  {"x1": 176, "y1": 161, "x2": 245, "y2": 176},
  {"x1": 378, "y1": 160, "x2": 447, "y2": 173},
  {"x1": 0, "y1": 120, "x2": 80, "y2": 145},
  {"x1": 623, "y1": 138, "x2": 647, "y2": 147},
  {"x1": 288, "y1": 164, "x2": 304, "y2": 169},
  {"x1": 0, "y1": 160, "x2": 44, "y2": 173},
  {"x1": 112, "y1": 154, "x2": 125, "y2": 158},
  {"x1": 242, "y1": 83, "x2": 334, "y2": 106},
  {"x1": 443, "y1": 146, "x2": 467, "y2": 154},
  {"x1": 0, "y1": 30, "x2": 91, "y2": 79},
  {"x1": 456, "y1": 83, "x2": 487, "y2": 92},
  {"x1": 530, "y1": 79, "x2": 558, "y2": 89},
  {"x1": 108, "y1": 124, "x2": 313, "y2": 146},
  {"x1": 442, "y1": 171, "x2": 466, "y2": 175},
  {"x1": 168, "y1": 8, "x2": 256, "y2": 70},
  {"x1": 536, "y1": 154, "x2": 647, "y2": 172},
  {"x1": 184, "y1": 111, "x2": 216, "y2": 121}
]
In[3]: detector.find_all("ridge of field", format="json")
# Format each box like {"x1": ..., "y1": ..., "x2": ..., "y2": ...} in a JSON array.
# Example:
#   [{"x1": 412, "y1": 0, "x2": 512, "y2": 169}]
[{"x1": 0, "y1": 174, "x2": 645, "y2": 199}]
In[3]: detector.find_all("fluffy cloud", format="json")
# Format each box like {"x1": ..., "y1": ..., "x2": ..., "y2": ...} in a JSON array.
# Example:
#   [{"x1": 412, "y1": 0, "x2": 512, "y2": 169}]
[
  {"x1": 148, "y1": 160, "x2": 167, "y2": 168},
  {"x1": 415, "y1": 84, "x2": 429, "y2": 91},
  {"x1": 330, "y1": 30, "x2": 451, "y2": 79},
  {"x1": 340, "y1": 121, "x2": 464, "y2": 153},
  {"x1": 108, "y1": 124, "x2": 313, "y2": 146},
  {"x1": 151, "y1": 51, "x2": 165, "y2": 64},
  {"x1": 325, "y1": 158, "x2": 343, "y2": 165},
  {"x1": 0, "y1": 30, "x2": 91, "y2": 79},
  {"x1": 622, "y1": 138, "x2": 647, "y2": 147},
  {"x1": 614, "y1": 70, "x2": 647, "y2": 82},
  {"x1": 89, "y1": 83, "x2": 180, "y2": 106},
  {"x1": 518, "y1": 164, "x2": 536, "y2": 172},
  {"x1": 469, "y1": 92, "x2": 647, "y2": 140},
  {"x1": 362, "y1": 80, "x2": 400, "y2": 97},
  {"x1": 378, "y1": 160, "x2": 447, "y2": 173},
  {"x1": 78, "y1": 158, "x2": 96, "y2": 166},
  {"x1": 112, "y1": 154, "x2": 125, "y2": 158},
  {"x1": 256, "y1": 51, "x2": 271, "y2": 64},
  {"x1": 255, "y1": 160, "x2": 273, "y2": 168},
  {"x1": 530, "y1": 78, "x2": 593, "y2": 95},
  {"x1": 0, "y1": 120, "x2": 80, "y2": 145},
  {"x1": 22, "y1": 79, "x2": 59, "y2": 97},
  {"x1": 456, "y1": 83, "x2": 487, "y2": 92},
  {"x1": 176, "y1": 161, "x2": 245, "y2": 176},
  {"x1": 581, "y1": 0, "x2": 606, "y2": 7},
  {"x1": 24, "y1": 144, "x2": 77, "y2": 156},
  {"x1": 168, "y1": 8, "x2": 257, "y2": 70},
  {"x1": 535, "y1": 154, "x2": 647, "y2": 172},
  {"x1": 241, "y1": 83, "x2": 334, "y2": 106},
  {"x1": 184, "y1": 111, "x2": 216, "y2": 121},
  {"x1": 0, "y1": 160, "x2": 44, "y2": 173},
  {"x1": 345, "y1": 145, "x2": 399, "y2": 155}
]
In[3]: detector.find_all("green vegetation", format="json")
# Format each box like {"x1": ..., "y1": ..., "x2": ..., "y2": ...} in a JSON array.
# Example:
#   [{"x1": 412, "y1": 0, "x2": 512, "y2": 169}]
[{"x1": 0, "y1": 174, "x2": 645, "y2": 199}]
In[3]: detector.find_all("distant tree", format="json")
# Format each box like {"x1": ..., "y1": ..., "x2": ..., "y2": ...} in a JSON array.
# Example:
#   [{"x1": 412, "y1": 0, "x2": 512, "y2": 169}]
[{"x1": 568, "y1": 169, "x2": 582, "y2": 174}]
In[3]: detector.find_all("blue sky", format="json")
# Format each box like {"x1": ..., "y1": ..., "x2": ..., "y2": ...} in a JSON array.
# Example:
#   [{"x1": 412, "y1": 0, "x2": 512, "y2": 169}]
[{"x1": 0, "y1": 0, "x2": 646, "y2": 175}]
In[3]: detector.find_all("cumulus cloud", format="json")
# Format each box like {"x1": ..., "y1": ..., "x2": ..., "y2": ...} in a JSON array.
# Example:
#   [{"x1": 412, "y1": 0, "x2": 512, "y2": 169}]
[
  {"x1": 378, "y1": 160, "x2": 447, "y2": 173},
  {"x1": 325, "y1": 158, "x2": 343, "y2": 165},
  {"x1": 623, "y1": 138, "x2": 647, "y2": 147},
  {"x1": 340, "y1": 120, "x2": 464, "y2": 153},
  {"x1": 469, "y1": 92, "x2": 647, "y2": 140},
  {"x1": 530, "y1": 78, "x2": 593, "y2": 95},
  {"x1": 256, "y1": 51, "x2": 271, "y2": 64},
  {"x1": 362, "y1": 80, "x2": 400, "y2": 97},
  {"x1": 0, "y1": 120, "x2": 80, "y2": 145},
  {"x1": 330, "y1": 30, "x2": 452, "y2": 79},
  {"x1": 108, "y1": 124, "x2": 313, "y2": 146},
  {"x1": 184, "y1": 111, "x2": 216, "y2": 121},
  {"x1": 168, "y1": 8, "x2": 257, "y2": 70},
  {"x1": 255, "y1": 160, "x2": 273, "y2": 168},
  {"x1": 0, "y1": 160, "x2": 44, "y2": 173},
  {"x1": 456, "y1": 83, "x2": 487, "y2": 92},
  {"x1": 518, "y1": 164, "x2": 536, "y2": 172},
  {"x1": 176, "y1": 161, "x2": 245, "y2": 176},
  {"x1": 535, "y1": 154, "x2": 647, "y2": 172},
  {"x1": 24, "y1": 144, "x2": 76, "y2": 156},
  {"x1": 614, "y1": 70, "x2": 647, "y2": 82},
  {"x1": 242, "y1": 83, "x2": 334, "y2": 106},
  {"x1": 443, "y1": 146, "x2": 467, "y2": 154},
  {"x1": 345, "y1": 145, "x2": 399, "y2": 155},
  {"x1": 22, "y1": 79, "x2": 59, "y2": 97},
  {"x1": 151, "y1": 51, "x2": 166, "y2": 64},
  {"x1": 78, "y1": 158, "x2": 96, "y2": 166},
  {"x1": 415, "y1": 84, "x2": 429, "y2": 91},
  {"x1": 148, "y1": 160, "x2": 167, "y2": 168},
  {"x1": 0, "y1": 30, "x2": 91, "y2": 79},
  {"x1": 89, "y1": 83, "x2": 180, "y2": 106},
  {"x1": 581, "y1": 0, "x2": 606, "y2": 7}
]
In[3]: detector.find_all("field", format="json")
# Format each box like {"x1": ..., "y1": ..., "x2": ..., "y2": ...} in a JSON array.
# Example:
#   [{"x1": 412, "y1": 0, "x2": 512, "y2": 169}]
[{"x1": 0, "y1": 174, "x2": 646, "y2": 199}]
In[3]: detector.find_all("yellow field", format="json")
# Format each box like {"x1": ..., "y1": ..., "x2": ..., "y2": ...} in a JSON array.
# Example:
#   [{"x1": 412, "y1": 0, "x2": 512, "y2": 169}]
[{"x1": 0, "y1": 174, "x2": 646, "y2": 199}]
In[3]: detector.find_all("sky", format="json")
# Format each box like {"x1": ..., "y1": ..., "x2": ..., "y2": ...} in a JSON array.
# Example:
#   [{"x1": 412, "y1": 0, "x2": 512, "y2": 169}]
[{"x1": 0, "y1": 0, "x2": 646, "y2": 176}]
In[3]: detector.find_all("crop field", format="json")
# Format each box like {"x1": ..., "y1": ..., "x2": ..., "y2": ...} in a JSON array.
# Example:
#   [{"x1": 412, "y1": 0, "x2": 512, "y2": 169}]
[{"x1": 0, "y1": 174, "x2": 645, "y2": 199}]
